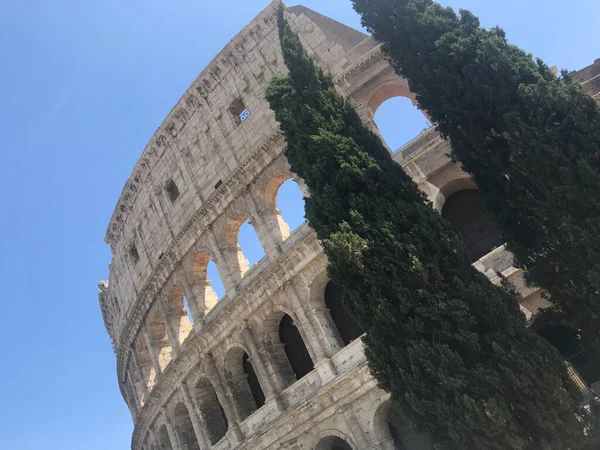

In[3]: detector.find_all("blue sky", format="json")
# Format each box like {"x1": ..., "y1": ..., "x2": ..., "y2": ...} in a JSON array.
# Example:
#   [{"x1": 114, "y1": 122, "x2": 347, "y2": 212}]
[{"x1": 0, "y1": 0, "x2": 597, "y2": 449}]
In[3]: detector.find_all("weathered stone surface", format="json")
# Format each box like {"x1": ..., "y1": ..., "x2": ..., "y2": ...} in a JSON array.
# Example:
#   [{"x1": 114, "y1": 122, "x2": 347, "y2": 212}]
[{"x1": 97, "y1": 2, "x2": 599, "y2": 448}]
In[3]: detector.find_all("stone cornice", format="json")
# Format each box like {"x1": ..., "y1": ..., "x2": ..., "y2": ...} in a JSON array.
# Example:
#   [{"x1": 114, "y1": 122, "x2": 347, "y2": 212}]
[
  {"x1": 130, "y1": 225, "x2": 322, "y2": 448},
  {"x1": 115, "y1": 131, "x2": 286, "y2": 400},
  {"x1": 333, "y1": 42, "x2": 385, "y2": 89}
]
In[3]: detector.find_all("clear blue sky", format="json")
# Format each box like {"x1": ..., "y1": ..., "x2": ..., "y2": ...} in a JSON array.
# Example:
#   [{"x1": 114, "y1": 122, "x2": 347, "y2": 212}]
[{"x1": 0, "y1": 1, "x2": 597, "y2": 449}]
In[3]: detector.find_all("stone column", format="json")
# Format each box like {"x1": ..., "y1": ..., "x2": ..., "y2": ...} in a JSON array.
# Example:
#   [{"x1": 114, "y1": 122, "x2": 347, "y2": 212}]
[
  {"x1": 180, "y1": 383, "x2": 210, "y2": 450},
  {"x1": 286, "y1": 280, "x2": 338, "y2": 383},
  {"x1": 130, "y1": 347, "x2": 148, "y2": 395},
  {"x1": 306, "y1": 305, "x2": 344, "y2": 357},
  {"x1": 339, "y1": 404, "x2": 373, "y2": 449},
  {"x1": 207, "y1": 227, "x2": 238, "y2": 296},
  {"x1": 177, "y1": 267, "x2": 203, "y2": 323},
  {"x1": 245, "y1": 191, "x2": 282, "y2": 259},
  {"x1": 126, "y1": 376, "x2": 140, "y2": 415},
  {"x1": 149, "y1": 428, "x2": 160, "y2": 450},
  {"x1": 240, "y1": 321, "x2": 286, "y2": 406},
  {"x1": 157, "y1": 294, "x2": 181, "y2": 358},
  {"x1": 206, "y1": 353, "x2": 245, "y2": 443},
  {"x1": 143, "y1": 327, "x2": 162, "y2": 376},
  {"x1": 162, "y1": 409, "x2": 182, "y2": 450},
  {"x1": 285, "y1": 281, "x2": 332, "y2": 361}
]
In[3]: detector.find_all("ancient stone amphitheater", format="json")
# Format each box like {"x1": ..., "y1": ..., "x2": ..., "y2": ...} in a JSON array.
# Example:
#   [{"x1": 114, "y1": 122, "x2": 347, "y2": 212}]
[{"x1": 98, "y1": 2, "x2": 600, "y2": 449}]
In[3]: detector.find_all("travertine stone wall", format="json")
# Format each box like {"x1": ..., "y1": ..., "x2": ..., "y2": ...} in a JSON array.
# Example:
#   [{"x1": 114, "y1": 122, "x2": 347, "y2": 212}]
[
  {"x1": 573, "y1": 58, "x2": 600, "y2": 100},
  {"x1": 98, "y1": 1, "x2": 600, "y2": 448}
]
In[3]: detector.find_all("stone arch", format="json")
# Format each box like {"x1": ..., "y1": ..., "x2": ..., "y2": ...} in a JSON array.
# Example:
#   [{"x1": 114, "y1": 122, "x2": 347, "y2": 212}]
[
  {"x1": 364, "y1": 78, "x2": 430, "y2": 151},
  {"x1": 261, "y1": 308, "x2": 314, "y2": 387},
  {"x1": 264, "y1": 172, "x2": 306, "y2": 241},
  {"x1": 223, "y1": 213, "x2": 266, "y2": 277},
  {"x1": 315, "y1": 435, "x2": 356, "y2": 450},
  {"x1": 167, "y1": 285, "x2": 193, "y2": 344},
  {"x1": 190, "y1": 250, "x2": 223, "y2": 316},
  {"x1": 149, "y1": 312, "x2": 172, "y2": 370},
  {"x1": 173, "y1": 402, "x2": 199, "y2": 450},
  {"x1": 372, "y1": 400, "x2": 427, "y2": 450},
  {"x1": 158, "y1": 424, "x2": 172, "y2": 450},
  {"x1": 135, "y1": 336, "x2": 156, "y2": 391},
  {"x1": 195, "y1": 377, "x2": 228, "y2": 445},
  {"x1": 429, "y1": 169, "x2": 477, "y2": 212},
  {"x1": 279, "y1": 313, "x2": 314, "y2": 381},
  {"x1": 441, "y1": 189, "x2": 504, "y2": 262},
  {"x1": 223, "y1": 345, "x2": 266, "y2": 420},
  {"x1": 308, "y1": 270, "x2": 363, "y2": 350},
  {"x1": 365, "y1": 79, "x2": 415, "y2": 118}
]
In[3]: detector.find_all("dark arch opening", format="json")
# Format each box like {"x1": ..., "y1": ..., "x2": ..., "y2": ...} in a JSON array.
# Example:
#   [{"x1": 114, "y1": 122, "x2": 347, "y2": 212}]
[
  {"x1": 158, "y1": 425, "x2": 172, "y2": 450},
  {"x1": 173, "y1": 403, "x2": 199, "y2": 450},
  {"x1": 279, "y1": 314, "x2": 314, "y2": 380},
  {"x1": 537, "y1": 324, "x2": 600, "y2": 387},
  {"x1": 243, "y1": 352, "x2": 266, "y2": 409},
  {"x1": 315, "y1": 436, "x2": 354, "y2": 450},
  {"x1": 441, "y1": 189, "x2": 503, "y2": 262},
  {"x1": 196, "y1": 378, "x2": 228, "y2": 445},
  {"x1": 325, "y1": 281, "x2": 364, "y2": 346}
]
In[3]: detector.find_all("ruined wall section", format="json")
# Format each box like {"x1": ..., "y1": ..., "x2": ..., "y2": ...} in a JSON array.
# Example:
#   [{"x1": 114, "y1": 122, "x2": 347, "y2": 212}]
[{"x1": 573, "y1": 58, "x2": 600, "y2": 100}]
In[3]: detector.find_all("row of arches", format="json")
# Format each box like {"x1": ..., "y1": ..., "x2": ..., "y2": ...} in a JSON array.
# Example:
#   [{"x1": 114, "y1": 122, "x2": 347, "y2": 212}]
[
  {"x1": 366, "y1": 79, "x2": 600, "y2": 391},
  {"x1": 145, "y1": 398, "x2": 426, "y2": 450},
  {"x1": 354, "y1": 75, "x2": 505, "y2": 263},
  {"x1": 127, "y1": 172, "x2": 309, "y2": 390},
  {"x1": 129, "y1": 278, "x2": 366, "y2": 437}
]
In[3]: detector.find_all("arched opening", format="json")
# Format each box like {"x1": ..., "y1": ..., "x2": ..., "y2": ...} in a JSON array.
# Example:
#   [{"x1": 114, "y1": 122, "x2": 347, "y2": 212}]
[
  {"x1": 135, "y1": 337, "x2": 156, "y2": 391},
  {"x1": 265, "y1": 173, "x2": 306, "y2": 241},
  {"x1": 315, "y1": 436, "x2": 354, "y2": 450},
  {"x1": 373, "y1": 401, "x2": 427, "y2": 450},
  {"x1": 536, "y1": 323, "x2": 600, "y2": 388},
  {"x1": 168, "y1": 285, "x2": 192, "y2": 344},
  {"x1": 324, "y1": 281, "x2": 364, "y2": 346},
  {"x1": 149, "y1": 313, "x2": 172, "y2": 370},
  {"x1": 128, "y1": 360, "x2": 146, "y2": 407},
  {"x1": 441, "y1": 189, "x2": 504, "y2": 262},
  {"x1": 243, "y1": 353, "x2": 266, "y2": 409},
  {"x1": 224, "y1": 347, "x2": 266, "y2": 420},
  {"x1": 239, "y1": 219, "x2": 266, "y2": 266},
  {"x1": 158, "y1": 425, "x2": 172, "y2": 450},
  {"x1": 374, "y1": 96, "x2": 431, "y2": 152},
  {"x1": 207, "y1": 259, "x2": 225, "y2": 298},
  {"x1": 191, "y1": 251, "x2": 225, "y2": 316},
  {"x1": 173, "y1": 403, "x2": 199, "y2": 450},
  {"x1": 224, "y1": 214, "x2": 266, "y2": 277},
  {"x1": 184, "y1": 296, "x2": 194, "y2": 324},
  {"x1": 196, "y1": 377, "x2": 228, "y2": 445},
  {"x1": 279, "y1": 314, "x2": 314, "y2": 381}
]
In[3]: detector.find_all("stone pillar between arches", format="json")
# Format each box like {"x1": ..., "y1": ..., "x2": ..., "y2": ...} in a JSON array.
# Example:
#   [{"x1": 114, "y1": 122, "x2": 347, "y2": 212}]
[{"x1": 180, "y1": 383, "x2": 210, "y2": 450}]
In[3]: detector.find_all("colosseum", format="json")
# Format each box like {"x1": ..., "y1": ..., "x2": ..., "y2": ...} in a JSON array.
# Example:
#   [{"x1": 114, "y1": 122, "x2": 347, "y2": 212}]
[{"x1": 98, "y1": 2, "x2": 600, "y2": 449}]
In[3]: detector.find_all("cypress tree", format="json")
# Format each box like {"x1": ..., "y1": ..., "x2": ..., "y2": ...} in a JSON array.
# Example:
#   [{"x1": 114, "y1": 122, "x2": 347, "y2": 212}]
[
  {"x1": 266, "y1": 7, "x2": 588, "y2": 449},
  {"x1": 350, "y1": 0, "x2": 600, "y2": 356}
]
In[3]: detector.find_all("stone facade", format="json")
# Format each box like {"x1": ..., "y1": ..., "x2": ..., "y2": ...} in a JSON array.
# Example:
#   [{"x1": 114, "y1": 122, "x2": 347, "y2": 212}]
[{"x1": 98, "y1": 2, "x2": 600, "y2": 449}]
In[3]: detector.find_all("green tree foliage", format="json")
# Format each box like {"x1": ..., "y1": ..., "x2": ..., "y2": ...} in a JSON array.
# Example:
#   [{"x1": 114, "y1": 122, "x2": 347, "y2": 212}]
[
  {"x1": 351, "y1": 0, "x2": 600, "y2": 355},
  {"x1": 266, "y1": 7, "x2": 587, "y2": 449}
]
